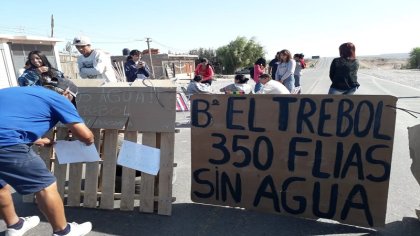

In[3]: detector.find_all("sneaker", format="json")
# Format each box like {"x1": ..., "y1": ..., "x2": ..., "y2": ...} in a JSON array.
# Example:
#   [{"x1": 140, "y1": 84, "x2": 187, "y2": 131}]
[
  {"x1": 6, "y1": 216, "x2": 40, "y2": 236},
  {"x1": 52, "y1": 222, "x2": 92, "y2": 236}
]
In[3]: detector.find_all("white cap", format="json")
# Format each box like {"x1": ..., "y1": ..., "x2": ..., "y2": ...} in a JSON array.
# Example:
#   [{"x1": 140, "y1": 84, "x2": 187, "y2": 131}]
[{"x1": 72, "y1": 36, "x2": 91, "y2": 46}]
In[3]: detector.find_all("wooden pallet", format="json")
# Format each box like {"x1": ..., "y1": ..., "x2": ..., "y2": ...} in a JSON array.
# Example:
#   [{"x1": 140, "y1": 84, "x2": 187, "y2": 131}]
[{"x1": 23, "y1": 127, "x2": 175, "y2": 215}]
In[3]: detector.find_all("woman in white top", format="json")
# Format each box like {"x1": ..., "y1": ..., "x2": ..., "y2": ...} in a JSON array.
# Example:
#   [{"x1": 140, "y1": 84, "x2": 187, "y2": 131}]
[
  {"x1": 275, "y1": 49, "x2": 296, "y2": 93},
  {"x1": 220, "y1": 74, "x2": 253, "y2": 94}
]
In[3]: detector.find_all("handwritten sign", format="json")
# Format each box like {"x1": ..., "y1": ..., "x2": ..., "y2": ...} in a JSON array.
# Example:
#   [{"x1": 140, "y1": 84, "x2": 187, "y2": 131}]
[
  {"x1": 191, "y1": 95, "x2": 397, "y2": 227},
  {"x1": 73, "y1": 80, "x2": 176, "y2": 132}
]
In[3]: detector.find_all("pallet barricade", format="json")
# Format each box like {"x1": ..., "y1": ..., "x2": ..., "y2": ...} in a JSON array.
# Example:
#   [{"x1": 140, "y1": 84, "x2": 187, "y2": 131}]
[{"x1": 23, "y1": 79, "x2": 176, "y2": 215}]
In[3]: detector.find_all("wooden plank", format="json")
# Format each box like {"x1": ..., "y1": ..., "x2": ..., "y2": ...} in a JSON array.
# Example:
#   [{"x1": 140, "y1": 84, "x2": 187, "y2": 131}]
[
  {"x1": 157, "y1": 132, "x2": 175, "y2": 215},
  {"x1": 39, "y1": 129, "x2": 55, "y2": 168},
  {"x1": 83, "y1": 128, "x2": 101, "y2": 208},
  {"x1": 54, "y1": 127, "x2": 69, "y2": 199},
  {"x1": 99, "y1": 129, "x2": 119, "y2": 209},
  {"x1": 67, "y1": 163, "x2": 83, "y2": 206},
  {"x1": 120, "y1": 131, "x2": 138, "y2": 211},
  {"x1": 139, "y1": 132, "x2": 156, "y2": 213}
]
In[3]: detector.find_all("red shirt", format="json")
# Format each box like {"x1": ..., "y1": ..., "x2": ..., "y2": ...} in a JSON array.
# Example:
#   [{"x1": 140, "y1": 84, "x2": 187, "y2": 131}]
[{"x1": 194, "y1": 64, "x2": 214, "y2": 81}]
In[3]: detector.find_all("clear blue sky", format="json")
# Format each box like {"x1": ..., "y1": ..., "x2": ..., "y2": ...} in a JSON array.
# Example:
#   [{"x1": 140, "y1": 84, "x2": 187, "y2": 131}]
[{"x1": 1, "y1": 0, "x2": 419, "y2": 58}]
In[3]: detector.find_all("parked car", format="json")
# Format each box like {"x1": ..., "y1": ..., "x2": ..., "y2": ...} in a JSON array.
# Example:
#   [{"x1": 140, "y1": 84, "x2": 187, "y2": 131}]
[{"x1": 235, "y1": 67, "x2": 252, "y2": 77}]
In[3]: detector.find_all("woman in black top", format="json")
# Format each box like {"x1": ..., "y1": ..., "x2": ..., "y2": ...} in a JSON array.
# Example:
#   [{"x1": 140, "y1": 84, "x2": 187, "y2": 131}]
[{"x1": 328, "y1": 42, "x2": 360, "y2": 95}]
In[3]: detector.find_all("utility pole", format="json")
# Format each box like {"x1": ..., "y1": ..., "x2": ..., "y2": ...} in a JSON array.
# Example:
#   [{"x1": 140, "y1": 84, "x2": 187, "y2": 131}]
[
  {"x1": 50, "y1": 14, "x2": 54, "y2": 38},
  {"x1": 146, "y1": 37, "x2": 155, "y2": 78}
]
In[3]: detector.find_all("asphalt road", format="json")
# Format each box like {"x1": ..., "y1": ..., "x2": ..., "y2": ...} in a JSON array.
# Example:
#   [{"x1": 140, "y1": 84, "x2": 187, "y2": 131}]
[{"x1": 1, "y1": 58, "x2": 420, "y2": 236}]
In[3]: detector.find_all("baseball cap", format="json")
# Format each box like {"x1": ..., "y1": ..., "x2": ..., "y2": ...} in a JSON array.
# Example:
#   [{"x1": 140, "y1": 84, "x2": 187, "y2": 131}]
[
  {"x1": 72, "y1": 36, "x2": 91, "y2": 46},
  {"x1": 42, "y1": 76, "x2": 78, "y2": 98}
]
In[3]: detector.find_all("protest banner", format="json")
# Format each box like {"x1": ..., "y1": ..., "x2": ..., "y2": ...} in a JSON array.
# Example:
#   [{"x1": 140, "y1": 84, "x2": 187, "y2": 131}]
[{"x1": 191, "y1": 94, "x2": 397, "y2": 227}]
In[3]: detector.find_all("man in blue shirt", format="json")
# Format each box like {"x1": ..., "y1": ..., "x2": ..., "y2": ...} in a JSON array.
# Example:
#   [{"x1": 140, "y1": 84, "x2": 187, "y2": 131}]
[{"x1": 0, "y1": 78, "x2": 94, "y2": 236}]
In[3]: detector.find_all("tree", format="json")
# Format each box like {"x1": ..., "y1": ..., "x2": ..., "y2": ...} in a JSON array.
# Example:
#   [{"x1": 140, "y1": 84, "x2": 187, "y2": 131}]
[
  {"x1": 216, "y1": 36, "x2": 265, "y2": 74},
  {"x1": 409, "y1": 47, "x2": 420, "y2": 69}
]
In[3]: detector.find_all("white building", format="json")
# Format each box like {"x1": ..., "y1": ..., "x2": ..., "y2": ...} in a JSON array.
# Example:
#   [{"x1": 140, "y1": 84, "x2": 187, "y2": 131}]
[{"x1": 0, "y1": 35, "x2": 62, "y2": 89}]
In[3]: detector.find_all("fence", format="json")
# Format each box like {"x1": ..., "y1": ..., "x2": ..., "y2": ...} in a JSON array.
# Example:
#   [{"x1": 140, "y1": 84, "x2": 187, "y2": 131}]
[{"x1": 23, "y1": 80, "x2": 177, "y2": 215}]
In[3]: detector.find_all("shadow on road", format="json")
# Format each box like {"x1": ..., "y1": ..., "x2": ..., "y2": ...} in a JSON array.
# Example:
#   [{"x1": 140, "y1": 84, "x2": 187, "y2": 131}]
[{"x1": 4, "y1": 196, "x2": 397, "y2": 236}]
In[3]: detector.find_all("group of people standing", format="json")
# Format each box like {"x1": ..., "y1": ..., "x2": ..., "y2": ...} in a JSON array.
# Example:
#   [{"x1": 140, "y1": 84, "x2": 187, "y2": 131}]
[{"x1": 188, "y1": 42, "x2": 359, "y2": 96}]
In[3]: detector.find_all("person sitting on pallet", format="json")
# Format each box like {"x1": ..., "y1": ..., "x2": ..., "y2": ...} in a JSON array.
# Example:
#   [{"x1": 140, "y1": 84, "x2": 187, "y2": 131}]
[
  {"x1": 219, "y1": 74, "x2": 253, "y2": 94},
  {"x1": 0, "y1": 77, "x2": 94, "y2": 236},
  {"x1": 124, "y1": 49, "x2": 150, "y2": 82},
  {"x1": 186, "y1": 75, "x2": 212, "y2": 98}
]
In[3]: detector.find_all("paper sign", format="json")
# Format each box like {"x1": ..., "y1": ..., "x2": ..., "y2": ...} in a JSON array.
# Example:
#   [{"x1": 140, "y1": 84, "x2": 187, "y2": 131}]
[
  {"x1": 117, "y1": 140, "x2": 160, "y2": 175},
  {"x1": 191, "y1": 94, "x2": 397, "y2": 227},
  {"x1": 54, "y1": 140, "x2": 100, "y2": 164}
]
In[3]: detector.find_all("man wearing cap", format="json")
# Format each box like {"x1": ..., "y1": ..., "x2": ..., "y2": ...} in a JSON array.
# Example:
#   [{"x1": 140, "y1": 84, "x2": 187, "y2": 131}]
[
  {"x1": 73, "y1": 36, "x2": 117, "y2": 83},
  {"x1": 0, "y1": 78, "x2": 94, "y2": 235}
]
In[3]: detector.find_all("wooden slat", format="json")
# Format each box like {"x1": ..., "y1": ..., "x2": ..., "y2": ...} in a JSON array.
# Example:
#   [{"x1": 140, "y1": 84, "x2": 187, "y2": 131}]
[
  {"x1": 120, "y1": 131, "x2": 138, "y2": 211},
  {"x1": 54, "y1": 127, "x2": 69, "y2": 199},
  {"x1": 157, "y1": 132, "x2": 175, "y2": 215},
  {"x1": 99, "y1": 129, "x2": 119, "y2": 209},
  {"x1": 67, "y1": 163, "x2": 83, "y2": 206},
  {"x1": 83, "y1": 128, "x2": 101, "y2": 208},
  {"x1": 139, "y1": 132, "x2": 156, "y2": 213}
]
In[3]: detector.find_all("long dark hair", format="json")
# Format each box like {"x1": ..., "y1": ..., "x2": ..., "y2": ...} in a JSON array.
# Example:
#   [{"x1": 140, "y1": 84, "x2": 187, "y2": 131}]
[
  {"x1": 279, "y1": 49, "x2": 292, "y2": 63},
  {"x1": 339, "y1": 42, "x2": 356, "y2": 59},
  {"x1": 27, "y1": 51, "x2": 60, "y2": 79}
]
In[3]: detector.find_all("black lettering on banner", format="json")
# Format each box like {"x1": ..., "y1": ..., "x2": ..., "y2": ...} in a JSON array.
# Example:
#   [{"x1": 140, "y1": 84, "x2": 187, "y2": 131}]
[
  {"x1": 191, "y1": 99, "x2": 212, "y2": 128},
  {"x1": 366, "y1": 144, "x2": 391, "y2": 182},
  {"x1": 215, "y1": 167, "x2": 220, "y2": 200},
  {"x1": 333, "y1": 142, "x2": 344, "y2": 178},
  {"x1": 373, "y1": 101, "x2": 391, "y2": 140},
  {"x1": 192, "y1": 168, "x2": 214, "y2": 199},
  {"x1": 354, "y1": 100, "x2": 374, "y2": 138},
  {"x1": 272, "y1": 97, "x2": 298, "y2": 131},
  {"x1": 232, "y1": 135, "x2": 251, "y2": 168},
  {"x1": 341, "y1": 184, "x2": 373, "y2": 227},
  {"x1": 248, "y1": 98, "x2": 265, "y2": 132},
  {"x1": 318, "y1": 98, "x2": 334, "y2": 137},
  {"x1": 253, "y1": 136, "x2": 274, "y2": 171},
  {"x1": 281, "y1": 177, "x2": 307, "y2": 214},
  {"x1": 221, "y1": 172, "x2": 242, "y2": 203},
  {"x1": 253, "y1": 175, "x2": 281, "y2": 212},
  {"x1": 312, "y1": 140, "x2": 330, "y2": 179},
  {"x1": 288, "y1": 137, "x2": 312, "y2": 171},
  {"x1": 340, "y1": 143, "x2": 364, "y2": 180},
  {"x1": 209, "y1": 133, "x2": 230, "y2": 165},
  {"x1": 313, "y1": 182, "x2": 338, "y2": 218},
  {"x1": 336, "y1": 99, "x2": 354, "y2": 137},
  {"x1": 226, "y1": 97, "x2": 246, "y2": 130},
  {"x1": 297, "y1": 98, "x2": 316, "y2": 134}
]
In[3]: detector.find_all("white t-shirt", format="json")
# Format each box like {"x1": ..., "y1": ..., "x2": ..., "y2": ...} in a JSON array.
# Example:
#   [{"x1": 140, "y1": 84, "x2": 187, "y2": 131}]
[
  {"x1": 258, "y1": 80, "x2": 290, "y2": 94},
  {"x1": 77, "y1": 49, "x2": 117, "y2": 83}
]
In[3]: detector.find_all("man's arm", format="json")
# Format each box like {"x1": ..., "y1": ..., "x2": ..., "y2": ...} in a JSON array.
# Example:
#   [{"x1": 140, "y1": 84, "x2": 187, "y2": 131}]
[{"x1": 66, "y1": 123, "x2": 94, "y2": 145}]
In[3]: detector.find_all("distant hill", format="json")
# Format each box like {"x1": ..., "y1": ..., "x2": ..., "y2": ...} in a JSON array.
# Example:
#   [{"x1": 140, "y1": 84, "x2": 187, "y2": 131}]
[{"x1": 360, "y1": 53, "x2": 409, "y2": 59}]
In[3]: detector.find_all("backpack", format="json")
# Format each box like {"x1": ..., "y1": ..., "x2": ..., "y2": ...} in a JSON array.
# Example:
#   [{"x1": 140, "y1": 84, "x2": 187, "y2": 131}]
[{"x1": 249, "y1": 67, "x2": 254, "y2": 79}]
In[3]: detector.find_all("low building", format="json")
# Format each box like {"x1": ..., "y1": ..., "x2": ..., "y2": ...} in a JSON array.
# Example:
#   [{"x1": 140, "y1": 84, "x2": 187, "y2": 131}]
[
  {"x1": 0, "y1": 35, "x2": 63, "y2": 89},
  {"x1": 111, "y1": 53, "x2": 198, "y2": 80}
]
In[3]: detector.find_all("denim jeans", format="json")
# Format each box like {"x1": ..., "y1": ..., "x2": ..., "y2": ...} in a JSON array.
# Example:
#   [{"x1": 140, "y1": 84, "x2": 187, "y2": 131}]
[
  {"x1": 328, "y1": 87, "x2": 357, "y2": 95},
  {"x1": 294, "y1": 74, "x2": 301, "y2": 87},
  {"x1": 282, "y1": 75, "x2": 295, "y2": 93},
  {"x1": 254, "y1": 82, "x2": 263, "y2": 93}
]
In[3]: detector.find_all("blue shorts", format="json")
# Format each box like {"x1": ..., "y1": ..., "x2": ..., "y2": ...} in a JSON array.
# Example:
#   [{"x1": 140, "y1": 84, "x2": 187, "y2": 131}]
[{"x1": 0, "y1": 144, "x2": 56, "y2": 195}]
